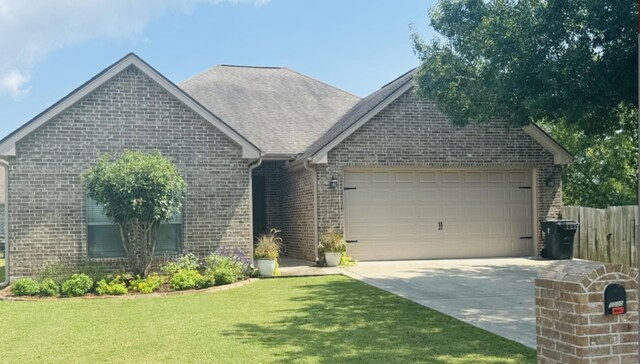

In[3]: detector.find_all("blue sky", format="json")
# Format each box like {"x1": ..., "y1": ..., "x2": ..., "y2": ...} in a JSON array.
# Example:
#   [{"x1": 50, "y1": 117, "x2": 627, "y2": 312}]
[{"x1": 0, "y1": 0, "x2": 437, "y2": 139}]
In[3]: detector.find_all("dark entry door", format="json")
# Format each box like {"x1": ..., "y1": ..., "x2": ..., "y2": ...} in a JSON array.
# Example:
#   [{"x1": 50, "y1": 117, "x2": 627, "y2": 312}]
[{"x1": 252, "y1": 176, "x2": 267, "y2": 239}]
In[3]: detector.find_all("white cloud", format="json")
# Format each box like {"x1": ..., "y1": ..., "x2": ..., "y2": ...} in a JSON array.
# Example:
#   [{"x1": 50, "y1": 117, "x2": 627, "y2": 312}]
[
  {"x1": 0, "y1": 69, "x2": 31, "y2": 100},
  {"x1": 0, "y1": 0, "x2": 268, "y2": 100}
]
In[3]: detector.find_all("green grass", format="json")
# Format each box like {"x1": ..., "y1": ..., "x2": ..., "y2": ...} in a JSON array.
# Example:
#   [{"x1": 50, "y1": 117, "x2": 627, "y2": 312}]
[
  {"x1": 0, "y1": 276, "x2": 535, "y2": 363},
  {"x1": 0, "y1": 257, "x2": 4, "y2": 282}
]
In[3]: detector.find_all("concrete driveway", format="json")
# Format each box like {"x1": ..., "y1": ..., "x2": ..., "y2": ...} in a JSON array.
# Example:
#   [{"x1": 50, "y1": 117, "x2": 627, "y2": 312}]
[{"x1": 341, "y1": 258, "x2": 554, "y2": 349}]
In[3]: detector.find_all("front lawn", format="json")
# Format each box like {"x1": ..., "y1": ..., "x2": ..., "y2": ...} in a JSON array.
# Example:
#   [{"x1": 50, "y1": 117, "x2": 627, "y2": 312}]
[{"x1": 0, "y1": 275, "x2": 535, "y2": 363}]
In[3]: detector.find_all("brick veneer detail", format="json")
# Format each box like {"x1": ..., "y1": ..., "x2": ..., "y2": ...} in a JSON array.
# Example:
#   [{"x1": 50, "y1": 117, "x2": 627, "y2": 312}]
[
  {"x1": 6, "y1": 66, "x2": 252, "y2": 278},
  {"x1": 279, "y1": 166, "x2": 316, "y2": 261},
  {"x1": 536, "y1": 260, "x2": 639, "y2": 364}
]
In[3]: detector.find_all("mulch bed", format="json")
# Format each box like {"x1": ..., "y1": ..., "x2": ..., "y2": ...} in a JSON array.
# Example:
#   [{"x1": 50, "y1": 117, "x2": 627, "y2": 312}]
[{"x1": 0, "y1": 278, "x2": 258, "y2": 301}]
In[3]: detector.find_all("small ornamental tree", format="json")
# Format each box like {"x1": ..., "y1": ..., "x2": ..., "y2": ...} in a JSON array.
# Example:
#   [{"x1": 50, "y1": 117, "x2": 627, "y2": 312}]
[{"x1": 83, "y1": 151, "x2": 186, "y2": 277}]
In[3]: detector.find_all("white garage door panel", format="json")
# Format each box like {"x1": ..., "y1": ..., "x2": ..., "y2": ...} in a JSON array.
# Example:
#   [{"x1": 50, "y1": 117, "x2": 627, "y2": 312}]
[{"x1": 344, "y1": 169, "x2": 533, "y2": 261}]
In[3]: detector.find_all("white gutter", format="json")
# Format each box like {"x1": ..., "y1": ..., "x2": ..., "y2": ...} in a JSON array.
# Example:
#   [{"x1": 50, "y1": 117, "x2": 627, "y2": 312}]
[
  {"x1": 303, "y1": 160, "x2": 319, "y2": 263},
  {"x1": 247, "y1": 158, "x2": 263, "y2": 265},
  {"x1": 261, "y1": 153, "x2": 298, "y2": 161},
  {"x1": 284, "y1": 157, "x2": 309, "y2": 170}
]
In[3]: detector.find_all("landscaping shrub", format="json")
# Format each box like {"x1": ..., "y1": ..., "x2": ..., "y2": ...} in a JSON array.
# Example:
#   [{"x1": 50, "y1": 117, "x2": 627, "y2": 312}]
[
  {"x1": 204, "y1": 247, "x2": 253, "y2": 285},
  {"x1": 196, "y1": 274, "x2": 215, "y2": 289},
  {"x1": 339, "y1": 251, "x2": 357, "y2": 266},
  {"x1": 40, "y1": 279, "x2": 60, "y2": 297},
  {"x1": 161, "y1": 253, "x2": 199, "y2": 277},
  {"x1": 212, "y1": 267, "x2": 236, "y2": 285},
  {"x1": 83, "y1": 151, "x2": 186, "y2": 277},
  {"x1": 37, "y1": 261, "x2": 73, "y2": 285},
  {"x1": 61, "y1": 274, "x2": 93, "y2": 297},
  {"x1": 95, "y1": 275, "x2": 128, "y2": 296},
  {"x1": 129, "y1": 273, "x2": 164, "y2": 294},
  {"x1": 169, "y1": 269, "x2": 206, "y2": 290},
  {"x1": 12, "y1": 278, "x2": 41, "y2": 296}
]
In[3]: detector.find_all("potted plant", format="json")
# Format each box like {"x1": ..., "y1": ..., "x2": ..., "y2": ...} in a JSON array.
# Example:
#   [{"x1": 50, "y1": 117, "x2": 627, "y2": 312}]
[
  {"x1": 318, "y1": 231, "x2": 346, "y2": 267},
  {"x1": 254, "y1": 229, "x2": 283, "y2": 277}
]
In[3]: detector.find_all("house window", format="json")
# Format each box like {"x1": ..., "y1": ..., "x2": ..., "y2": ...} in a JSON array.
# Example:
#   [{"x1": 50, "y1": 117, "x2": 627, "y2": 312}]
[{"x1": 87, "y1": 198, "x2": 182, "y2": 258}]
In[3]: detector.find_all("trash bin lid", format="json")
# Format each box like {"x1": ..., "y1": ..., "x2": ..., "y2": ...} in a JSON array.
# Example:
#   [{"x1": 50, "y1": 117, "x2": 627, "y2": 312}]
[{"x1": 556, "y1": 221, "x2": 579, "y2": 230}]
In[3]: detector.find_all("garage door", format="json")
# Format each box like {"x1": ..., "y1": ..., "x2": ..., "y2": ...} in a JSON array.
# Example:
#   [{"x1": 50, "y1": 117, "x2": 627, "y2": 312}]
[{"x1": 344, "y1": 169, "x2": 533, "y2": 260}]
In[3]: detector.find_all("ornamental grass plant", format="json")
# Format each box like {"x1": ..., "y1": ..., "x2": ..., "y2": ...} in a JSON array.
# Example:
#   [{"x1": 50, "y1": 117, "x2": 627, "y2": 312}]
[{"x1": 254, "y1": 229, "x2": 283, "y2": 260}]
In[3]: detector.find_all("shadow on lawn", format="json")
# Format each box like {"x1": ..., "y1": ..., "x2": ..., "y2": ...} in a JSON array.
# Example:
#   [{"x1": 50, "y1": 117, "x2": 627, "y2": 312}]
[{"x1": 224, "y1": 277, "x2": 535, "y2": 364}]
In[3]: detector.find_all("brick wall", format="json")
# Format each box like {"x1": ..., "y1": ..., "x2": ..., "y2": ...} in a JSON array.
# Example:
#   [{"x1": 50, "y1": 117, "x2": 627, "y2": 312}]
[
  {"x1": 6, "y1": 66, "x2": 252, "y2": 278},
  {"x1": 536, "y1": 260, "x2": 639, "y2": 363},
  {"x1": 317, "y1": 90, "x2": 561, "y2": 251},
  {"x1": 279, "y1": 165, "x2": 317, "y2": 261}
]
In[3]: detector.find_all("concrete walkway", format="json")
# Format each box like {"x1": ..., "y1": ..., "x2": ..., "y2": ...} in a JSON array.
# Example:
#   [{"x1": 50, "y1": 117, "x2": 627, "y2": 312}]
[
  {"x1": 341, "y1": 258, "x2": 554, "y2": 349},
  {"x1": 278, "y1": 258, "x2": 342, "y2": 276}
]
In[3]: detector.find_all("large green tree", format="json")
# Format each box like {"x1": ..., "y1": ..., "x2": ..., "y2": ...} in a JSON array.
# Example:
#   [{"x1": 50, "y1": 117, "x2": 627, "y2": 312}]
[
  {"x1": 413, "y1": 0, "x2": 636, "y2": 134},
  {"x1": 83, "y1": 151, "x2": 186, "y2": 276},
  {"x1": 539, "y1": 107, "x2": 638, "y2": 208},
  {"x1": 412, "y1": 0, "x2": 637, "y2": 206}
]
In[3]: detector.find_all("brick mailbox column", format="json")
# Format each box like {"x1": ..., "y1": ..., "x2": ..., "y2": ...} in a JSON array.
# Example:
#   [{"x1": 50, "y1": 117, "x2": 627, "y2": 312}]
[{"x1": 535, "y1": 260, "x2": 638, "y2": 363}]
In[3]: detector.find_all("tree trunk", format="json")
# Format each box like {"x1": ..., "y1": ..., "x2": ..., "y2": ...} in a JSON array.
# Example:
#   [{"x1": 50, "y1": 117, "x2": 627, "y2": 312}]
[{"x1": 119, "y1": 219, "x2": 161, "y2": 277}]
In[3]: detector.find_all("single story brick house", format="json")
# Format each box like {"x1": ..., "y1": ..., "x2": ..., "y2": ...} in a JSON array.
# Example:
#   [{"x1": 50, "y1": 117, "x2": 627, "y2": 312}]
[{"x1": 0, "y1": 53, "x2": 572, "y2": 280}]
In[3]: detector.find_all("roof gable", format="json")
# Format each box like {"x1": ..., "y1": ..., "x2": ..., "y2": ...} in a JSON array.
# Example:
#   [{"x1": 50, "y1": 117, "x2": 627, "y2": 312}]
[
  {"x1": 0, "y1": 53, "x2": 260, "y2": 159},
  {"x1": 304, "y1": 69, "x2": 573, "y2": 165},
  {"x1": 305, "y1": 69, "x2": 416, "y2": 163}
]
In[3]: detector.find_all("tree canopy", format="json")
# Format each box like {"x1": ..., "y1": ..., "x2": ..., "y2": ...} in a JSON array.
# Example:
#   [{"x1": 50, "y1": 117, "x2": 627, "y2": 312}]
[
  {"x1": 412, "y1": 0, "x2": 637, "y2": 135},
  {"x1": 540, "y1": 107, "x2": 638, "y2": 208},
  {"x1": 412, "y1": 0, "x2": 638, "y2": 207},
  {"x1": 83, "y1": 151, "x2": 186, "y2": 275}
]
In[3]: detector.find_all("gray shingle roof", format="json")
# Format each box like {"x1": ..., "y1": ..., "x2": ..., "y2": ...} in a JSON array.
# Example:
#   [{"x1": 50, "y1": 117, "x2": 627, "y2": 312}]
[
  {"x1": 180, "y1": 65, "x2": 361, "y2": 155},
  {"x1": 304, "y1": 68, "x2": 416, "y2": 158}
]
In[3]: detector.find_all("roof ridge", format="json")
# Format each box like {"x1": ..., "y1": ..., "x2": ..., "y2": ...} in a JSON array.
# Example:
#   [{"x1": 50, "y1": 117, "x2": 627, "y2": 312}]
[
  {"x1": 282, "y1": 67, "x2": 362, "y2": 100},
  {"x1": 180, "y1": 64, "x2": 287, "y2": 86},
  {"x1": 379, "y1": 67, "x2": 417, "y2": 89},
  {"x1": 219, "y1": 64, "x2": 283, "y2": 69}
]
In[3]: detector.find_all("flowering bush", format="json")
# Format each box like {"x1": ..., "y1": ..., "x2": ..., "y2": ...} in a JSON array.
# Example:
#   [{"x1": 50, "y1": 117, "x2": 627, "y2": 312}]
[
  {"x1": 204, "y1": 247, "x2": 253, "y2": 284},
  {"x1": 161, "y1": 253, "x2": 200, "y2": 277},
  {"x1": 129, "y1": 273, "x2": 164, "y2": 294},
  {"x1": 95, "y1": 275, "x2": 128, "y2": 295}
]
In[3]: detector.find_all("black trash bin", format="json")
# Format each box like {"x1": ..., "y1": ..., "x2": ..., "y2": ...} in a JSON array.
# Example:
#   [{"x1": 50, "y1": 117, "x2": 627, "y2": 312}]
[{"x1": 540, "y1": 220, "x2": 579, "y2": 259}]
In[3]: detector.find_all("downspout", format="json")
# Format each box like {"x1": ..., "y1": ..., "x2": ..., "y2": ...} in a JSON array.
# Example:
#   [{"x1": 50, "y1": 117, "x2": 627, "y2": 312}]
[
  {"x1": 248, "y1": 158, "x2": 263, "y2": 266},
  {"x1": 303, "y1": 160, "x2": 319, "y2": 264},
  {"x1": 0, "y1": 159, "x2": 8, "y2": 287}
]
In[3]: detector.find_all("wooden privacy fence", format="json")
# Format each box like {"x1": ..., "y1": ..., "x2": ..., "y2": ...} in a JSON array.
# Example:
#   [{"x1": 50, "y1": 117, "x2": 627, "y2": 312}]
[{"x1": 561, "y1": 206, "x2": 638, "y2": 267}]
